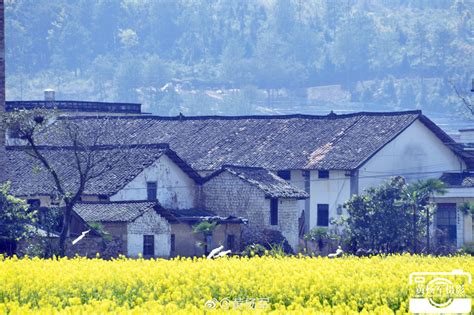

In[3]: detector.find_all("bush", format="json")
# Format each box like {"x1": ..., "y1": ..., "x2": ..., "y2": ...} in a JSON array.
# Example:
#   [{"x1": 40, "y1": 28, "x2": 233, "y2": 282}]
[{"x1": 241, "y1": 228, "x2": 293, "y2": 254}]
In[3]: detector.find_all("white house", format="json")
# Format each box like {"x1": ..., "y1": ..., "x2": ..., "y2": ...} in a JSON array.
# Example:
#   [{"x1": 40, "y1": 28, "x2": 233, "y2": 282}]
[
  {"x1": 5, "y1": 108, "x2": 473, "y2": 251},
  {"x1": 5, "y1": 144, "x2": 247, "y2": 257}
]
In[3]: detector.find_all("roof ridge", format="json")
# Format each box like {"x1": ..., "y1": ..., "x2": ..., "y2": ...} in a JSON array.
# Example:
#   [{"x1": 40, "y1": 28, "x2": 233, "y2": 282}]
[
  {"x1": 55, "y1": 110, "x2": 423, "y2": 121},
  {"x1": 6, "y1": 100, "x2": 141, "y2": 106},
  {"x1": 222, "y1": 164, "x2": 267, "y2": 171},
  {"x1": 6, "y1": 143, "x2": 170, "y2": 151},
  {"x1": 77, "y1": 200, "x2": 157, "y2": 205}
]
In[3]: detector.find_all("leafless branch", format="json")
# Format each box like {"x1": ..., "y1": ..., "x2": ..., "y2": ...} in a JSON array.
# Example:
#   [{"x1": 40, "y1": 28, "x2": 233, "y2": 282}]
[{"x1": 448, "y1": 79, "x2": 473, "y2": 115}]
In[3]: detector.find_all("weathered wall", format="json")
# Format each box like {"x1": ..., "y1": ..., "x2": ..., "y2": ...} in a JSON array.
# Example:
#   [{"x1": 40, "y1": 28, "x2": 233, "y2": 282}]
[
  {"x1": 111, "y1": 155, "x2": 197, "y2": 209},
  {"x1": 306, "y1": 170, "x2": 350, "y2": 231},
  {"x1": 170, "y1": 223, "x2": 241, "y2": 257},
  {"x1": 102, "y1": 222, "x2": 128, "y2": 254},
  {"x1": 203, "y1": 171, "x2": 299, "y2": 250},
  {"x1": 127, "y1": 209, "x2": 171, "y2": 258},
  {"x1": 80, "y1": 195, "x2": 101, "y2": 202},
  {"x1": 359, "y1": 120, "x2": 465, "y2": 191}
]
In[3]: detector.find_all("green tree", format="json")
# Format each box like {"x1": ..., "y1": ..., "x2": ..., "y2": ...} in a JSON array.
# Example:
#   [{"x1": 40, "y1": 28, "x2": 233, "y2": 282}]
[
  {"x1": 0, "y1": 182, "x2": 36, "y2": 250},
  {"x1": 193, "y1": 221, "x2": 219, "y2": 255},
  {"x1": 344, "y1": 177, "x2": 413, "y2": 253},
  {"x1": 405, "y1": 179, "x2": 446, "y2": 253}
]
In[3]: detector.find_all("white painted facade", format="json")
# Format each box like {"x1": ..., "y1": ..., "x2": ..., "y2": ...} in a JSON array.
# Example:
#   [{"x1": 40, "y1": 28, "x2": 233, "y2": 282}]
[
  {"x1": 358, "y1": 120, "x2": 464, "y2": 190},
  {"x1": 110, "y1": 154, "x2": 197, "y2": 209},
  {"x1": 110, "y1": 154, "x2": 197, "y2": 257},
  {"x1": 289, "y1": 119, "x2": 469, "y2": 243}
]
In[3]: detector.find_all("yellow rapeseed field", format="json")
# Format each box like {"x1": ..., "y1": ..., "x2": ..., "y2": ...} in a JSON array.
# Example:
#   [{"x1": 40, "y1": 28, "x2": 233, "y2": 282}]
[{"x1": 0, "y1": 255, "x2": 473, "y2": 314}]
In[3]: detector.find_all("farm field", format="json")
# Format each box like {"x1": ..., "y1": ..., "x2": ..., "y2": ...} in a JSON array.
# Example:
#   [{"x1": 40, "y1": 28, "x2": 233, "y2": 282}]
[{"x1": 0, "y1": 255, "x2": 473, "y2": 314}]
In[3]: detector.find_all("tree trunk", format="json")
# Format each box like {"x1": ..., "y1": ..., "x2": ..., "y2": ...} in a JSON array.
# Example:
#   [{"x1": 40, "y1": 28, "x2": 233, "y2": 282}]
[
  {"x1": 59, "y1": 203, "x2": 73, "y2": 256},
  {"x1": 426, "y1": 207, "x2": 430, "y2": 253},
  {"x1": 413, "y1": 205, "x2": 417, "y2": 254}
]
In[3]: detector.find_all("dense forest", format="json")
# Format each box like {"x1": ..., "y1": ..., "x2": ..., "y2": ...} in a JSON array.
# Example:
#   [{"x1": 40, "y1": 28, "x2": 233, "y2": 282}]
[{"x1": 5, "y1": 0, "x2": 474, "y2": 119}]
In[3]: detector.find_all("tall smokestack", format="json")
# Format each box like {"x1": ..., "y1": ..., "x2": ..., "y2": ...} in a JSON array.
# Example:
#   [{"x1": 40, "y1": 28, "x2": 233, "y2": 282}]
[
  {"x1": 0, "y1": 0, "x2": 5, "y2": 183},
  {"x1": 0, "y1": 0, "x2": 4, "y2": 117}
]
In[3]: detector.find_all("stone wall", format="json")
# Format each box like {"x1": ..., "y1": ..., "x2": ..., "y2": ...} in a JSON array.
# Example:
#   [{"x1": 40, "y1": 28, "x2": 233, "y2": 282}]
[
  {"x1": 127, "y1": 209, "x2": 171, "y2": 258},
  {"x1": 203, "y1": 171, "x2": 299, "y2": 251}
]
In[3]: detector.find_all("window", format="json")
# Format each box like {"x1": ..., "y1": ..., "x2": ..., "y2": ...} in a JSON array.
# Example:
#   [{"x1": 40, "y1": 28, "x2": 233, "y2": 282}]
[
  {"x1": 170, "y1": 234, "x2": 175, "y2": 252},
  {"x1": 27, "y1": 199, "x2": 41, "y2": 210},
  {"x1": 143, "y1": 235, "x2": 155, "y2": 256},
  {"x1": 436, "y1": 203, "x2": 457, "y2": 242},
  {"x1": 270, "y1": 198, "x2": 278, "y2": 225},
  {"x1": 227, "y1": 234, "x2": 235, "y2": 250},
  {"x1": 318, "y1": 170, "x2": 329, "y2": 179},
  {"x1": 277, "y1": 170, "x2": 291, "y2": 180},
  {"x1": 317, "y1": 204, "x2": 329, "y2": 226},
  {"x1": 146, "y1": 182, "x2": 157, "y2": 201}
]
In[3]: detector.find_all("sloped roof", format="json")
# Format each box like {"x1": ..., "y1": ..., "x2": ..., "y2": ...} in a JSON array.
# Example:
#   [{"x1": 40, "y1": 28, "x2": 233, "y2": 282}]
[
  {"x1": 74, "y1": 201, "x2": 246, "y2": 224},
  {"x1": 37, "y1": 110, "x2": 456, "y2": 171},
  {"x1": 205, "y1": 165, "x2": 308, "y2": 199},
  {"x1": 155, "y1": 206, "x2": 247, "y2": 224},
  {"x1": 5, "y1": 144, "x2": 201, "y2": 197},
  {"x1": 74, "y1": 201, "x2": 156, "y2": 222},
  {"x1": 440, "y1": 172, "x2": 474, "y2": 188}
]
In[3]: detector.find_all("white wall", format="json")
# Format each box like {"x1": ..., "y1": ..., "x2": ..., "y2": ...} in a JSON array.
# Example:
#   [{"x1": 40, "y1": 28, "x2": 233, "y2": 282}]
[
  {"x1": 111, "y1": 154, "x2": 197, "y2": 209},
  {"x1": 301, "y1": 119, "x2": 464, "y2": 232},
  {"x1": 290, "y1": 170, "x2": 306, "y2": 217},
  {"x1": 308, "y1": 170, "x2": 351, "y2": 230},
  {"x1": 127, "y1": 209, "x2": 171, "y2": 257},
  {"x1": 358, "y1": 119, "x2": 464, "y2": 192}
]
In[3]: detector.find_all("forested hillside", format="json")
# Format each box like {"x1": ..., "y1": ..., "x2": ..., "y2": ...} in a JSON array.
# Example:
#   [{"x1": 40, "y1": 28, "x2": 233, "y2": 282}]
[{"x1": 5, "y1": 0, "x2": 474, "y2": 119}]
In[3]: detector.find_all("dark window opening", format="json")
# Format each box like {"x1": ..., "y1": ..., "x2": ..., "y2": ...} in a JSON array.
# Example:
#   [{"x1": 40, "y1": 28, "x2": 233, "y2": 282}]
[
  {"x1": 227, "y1": 234, "x2": 235, "y2": 250},
  {"x1": 7, "y1": 123, "x2": 21, "y2": 139},
  {"x1": 27, "y1": 199, "x2": 41, "y2": 210},
  {"x1": 277, "y1": 170, "x2": 291, "y2": 180},
  {"x1": 318, "y1": 170, "x2": 329, "y2": 179},
  {"x1": 147, "y1": 182, "x2": 157, "y2": 201},
  {"x1": 436, "y1": 203, "x2": 457, "y2": 242},
  {"x1": 270, "y1": 198, "x2": 278, "y2": 225},
  {"x1": 0, "y1": 239, "x2": 16, "y2": 256},
  {"x1": 143, "y1": 235, "x2": 155, "y2": 256},
  {"x1": 171, "y1": 234, "x2": 175, "y2": 252},
  {"x1": 317, "y1": 204, "x2": 329, "y2": 226}
]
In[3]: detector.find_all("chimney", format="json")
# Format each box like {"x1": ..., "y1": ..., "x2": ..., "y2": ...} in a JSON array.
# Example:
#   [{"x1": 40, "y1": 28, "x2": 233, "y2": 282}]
[
  {"x1": 459, "y1": 129, "x2": 474, "y2": 144},
  {"x1": 44, "y1": 88, "x2": 55, "y2": 101}
]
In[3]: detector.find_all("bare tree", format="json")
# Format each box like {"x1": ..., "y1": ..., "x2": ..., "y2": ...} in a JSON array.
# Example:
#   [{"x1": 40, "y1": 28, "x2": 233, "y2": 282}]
[
  {"x1": 3, "y1": 110, "x2": 142, "y2": 255},
  {"x1": 449, "y1": 79, "x2": 473, "y2": 115}
]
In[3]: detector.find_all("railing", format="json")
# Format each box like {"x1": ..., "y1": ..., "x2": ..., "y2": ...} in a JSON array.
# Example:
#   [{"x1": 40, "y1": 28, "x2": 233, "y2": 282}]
[{"x1": 6, "y1": 101, "x2": 142, "y2": 114}]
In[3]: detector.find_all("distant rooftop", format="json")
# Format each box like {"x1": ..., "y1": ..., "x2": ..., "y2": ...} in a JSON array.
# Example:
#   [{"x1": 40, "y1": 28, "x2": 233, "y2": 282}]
[{"x1": 6, "y1": 100, "x2": 142, "y2": 114}]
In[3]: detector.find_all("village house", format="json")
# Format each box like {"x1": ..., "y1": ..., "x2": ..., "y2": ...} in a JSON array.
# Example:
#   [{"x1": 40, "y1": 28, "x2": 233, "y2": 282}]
[
  {"x1": 25, "y1": 109, "x2": 472, "y2": 247},
  {"x1": 3, "y1": 99, "x2": 474, "y2": 252},
  {"x1": 202, "y1": 165, "x2": 308, "y2": 250},
  {"x1": 4, "y1": 142, "x2": 307, "y2": 257}
]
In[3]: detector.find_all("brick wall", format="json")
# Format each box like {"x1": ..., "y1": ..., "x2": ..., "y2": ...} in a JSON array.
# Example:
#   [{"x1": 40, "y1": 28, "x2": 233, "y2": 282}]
[
  {"x1": 203, "y1": 171, "x2": 299, "y2": 251},
  {"x1": 127, "y1": 209, "x2": 171, "y2": 257}
]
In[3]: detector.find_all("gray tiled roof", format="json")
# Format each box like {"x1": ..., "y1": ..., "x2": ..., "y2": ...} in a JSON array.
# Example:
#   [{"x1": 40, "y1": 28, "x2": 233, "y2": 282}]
[
  {"x1": 74, "y1": 201, "x2": 246, "y2": 224},
  {"x1": 5, "y1": 144, "x2": 201, "y2": 197},
  {"x1": 206, "y1": 165, "x2": 308, "y2": 199},
  {"x1": 37, "y1": 110, "x2": 455, "y2": 171},
  {"x1": 74, "y1": 201, "x2": 156, "y2": 222},
  {"x1": 440, "y1": 172, "x2": 474, "y2": 188}
]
